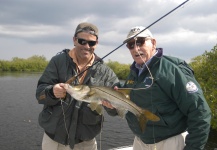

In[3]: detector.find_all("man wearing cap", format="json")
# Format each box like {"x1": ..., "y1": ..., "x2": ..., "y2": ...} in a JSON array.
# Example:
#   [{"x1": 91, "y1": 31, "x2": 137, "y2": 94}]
[
  {"x1": 36, "y1": 22, "x2": 119, "y2": 150},
  {"x1": 105, "y1": 26, "x2": 211, "y2": 150}
]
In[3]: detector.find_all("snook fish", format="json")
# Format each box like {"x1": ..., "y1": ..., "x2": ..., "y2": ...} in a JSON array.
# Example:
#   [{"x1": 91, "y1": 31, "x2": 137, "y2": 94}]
[{"x1": 63, "y1": 84, "x2": 160, "y2": 132}]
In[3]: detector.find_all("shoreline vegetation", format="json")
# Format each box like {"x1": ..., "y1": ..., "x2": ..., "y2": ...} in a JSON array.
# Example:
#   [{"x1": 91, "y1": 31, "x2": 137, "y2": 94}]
[
  {"x1": 0, "y1": 44, "x2": 217, "y2": 131},
  {"x1": 0, "y1": 55, "x2": 130, "y2": 80}
]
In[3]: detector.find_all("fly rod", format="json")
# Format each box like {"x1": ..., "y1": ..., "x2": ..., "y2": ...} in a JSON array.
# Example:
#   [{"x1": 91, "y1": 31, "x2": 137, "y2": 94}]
[{"x1": 66, "y1": 0, "x2": 190, "y2": 84}]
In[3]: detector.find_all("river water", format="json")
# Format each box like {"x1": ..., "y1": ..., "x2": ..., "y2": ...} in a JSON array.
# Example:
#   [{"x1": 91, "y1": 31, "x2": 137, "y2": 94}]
[{"x1": 0, "y1": 72, "x2": 216, "y2": 150}]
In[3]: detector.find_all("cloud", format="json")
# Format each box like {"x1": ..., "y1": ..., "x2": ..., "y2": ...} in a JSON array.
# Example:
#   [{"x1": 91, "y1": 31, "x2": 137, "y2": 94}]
[{"x1": 0, "y1": 0, "x2": 216, "y2": 64}]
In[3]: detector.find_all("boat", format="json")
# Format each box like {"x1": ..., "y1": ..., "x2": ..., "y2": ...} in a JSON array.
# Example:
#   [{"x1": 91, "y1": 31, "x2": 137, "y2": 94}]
[{"x1": 109, "y1": 146, "x2": 133, "y2": 150}]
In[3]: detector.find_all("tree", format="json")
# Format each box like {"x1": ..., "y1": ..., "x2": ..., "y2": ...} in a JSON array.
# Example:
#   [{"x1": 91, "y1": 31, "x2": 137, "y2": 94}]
[
  {"x1": 190, "y1": 44, "x2": 217, "y2": 130},
  {"x1": 0, "y1": 55, "x2": 48, "y2": 72},
  {"x1": 106, "y1": 60, "x2": 130, "y2": 80}
]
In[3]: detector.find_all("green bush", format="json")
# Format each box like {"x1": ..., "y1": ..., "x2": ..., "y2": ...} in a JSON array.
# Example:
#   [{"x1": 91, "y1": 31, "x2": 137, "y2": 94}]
[
  {"x1": 106, "y1": 60, "x2": 130, "y2": 80},
  {"x1": 190, "y1": 44, "x2": 217, "y2": 130},
  {"x1": 0, "y1": 55, "x2": 48, "y2": 72}
]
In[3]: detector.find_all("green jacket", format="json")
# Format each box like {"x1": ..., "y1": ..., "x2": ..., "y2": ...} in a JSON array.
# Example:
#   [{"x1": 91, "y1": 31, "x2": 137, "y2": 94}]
[
  {"x1": 36, "y1": 49, "x2": 119, "y2": 148},
  {"x1": 124, "y1": 48, "x2": 211, "y2": 150}
]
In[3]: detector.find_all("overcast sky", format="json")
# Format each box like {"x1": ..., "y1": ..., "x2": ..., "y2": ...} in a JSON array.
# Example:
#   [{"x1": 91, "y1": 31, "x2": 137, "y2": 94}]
[{"x1": 0, "y1": 0, "x2": 216, "y2": 64}]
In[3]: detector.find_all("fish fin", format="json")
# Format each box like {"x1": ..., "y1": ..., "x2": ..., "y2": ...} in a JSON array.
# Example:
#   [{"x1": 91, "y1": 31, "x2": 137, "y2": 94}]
[
  {"x1": 117, "y1": 88, "x2": 131, "y2": 99},
  {"x1": 88, "y1": 102, "x2": 103, "y2": 115},
  {"x1": 138, "y1": 115, "x2": 148, "y2": 133},
  {"x1": 95, "y1": 105, "x2": 103, "y2": 115},
  {"x1": 138, "y1": 110, "x2": 160, "y2": 133},
  {"x1": 39, "y1": 94, "x2": 46, "y2": 100},
  {"x1": 82, "y1": 89, "x2": 96, "y2": 99},
  {"x1": 117, "y1": 108, "x2": 127, "y2": 119},
  {"x1": 65, "y1": 75, "x2": 77, "y2": 85},
  {"x1": 87, "y1": 89, "x2": 97, "y2": 96},
  {"x1": 142, "y1": 109, "x2": 160, "y2": 122}
]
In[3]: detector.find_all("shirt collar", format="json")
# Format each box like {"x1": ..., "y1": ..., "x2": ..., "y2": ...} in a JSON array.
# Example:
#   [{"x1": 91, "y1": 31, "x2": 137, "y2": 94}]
[
  {"x1": 135, "y1": 50, "x2": 158, "y2": 76},
  {"x1": 70, "y1": 49, "x2": 95, "y2": 68}
]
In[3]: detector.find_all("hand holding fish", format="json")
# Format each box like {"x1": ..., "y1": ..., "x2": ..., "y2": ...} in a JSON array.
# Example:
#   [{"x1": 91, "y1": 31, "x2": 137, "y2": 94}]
[
  {"x1": 101, "y1": 86, "x2": 119, "y2": 109},
  {"x1": 102, "y1": 100, "x2": 115, "y2": 109},
  {"x1": 53, "y1": 83, "x2": 66, "y2": 98}
]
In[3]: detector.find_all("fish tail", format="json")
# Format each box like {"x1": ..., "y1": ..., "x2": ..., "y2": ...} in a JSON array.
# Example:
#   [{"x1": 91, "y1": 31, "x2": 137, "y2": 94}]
[
  {"x1": 138, "y1": 110, "x2": 160, "y2": 132},
  {"x1": 88, "y1": 102, "x2": 103, "y2": 115},
  {"x1": 138, "y1": 114, "x2": 148, "y2": 133},
  {"x1": 142, "y1": 109, "x2": 160, "y2": 122}
]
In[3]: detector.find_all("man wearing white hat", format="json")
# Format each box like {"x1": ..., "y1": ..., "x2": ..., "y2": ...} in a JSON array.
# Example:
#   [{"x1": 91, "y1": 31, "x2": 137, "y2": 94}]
[{"x1": 120, "y1": 26, "x2": 211, "y2": 150}]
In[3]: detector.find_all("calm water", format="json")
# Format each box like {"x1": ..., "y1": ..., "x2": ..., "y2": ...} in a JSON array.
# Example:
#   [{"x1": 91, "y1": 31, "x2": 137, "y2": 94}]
[{"x1": 0, "y1": 72, "x2": 216, "y2": 150}]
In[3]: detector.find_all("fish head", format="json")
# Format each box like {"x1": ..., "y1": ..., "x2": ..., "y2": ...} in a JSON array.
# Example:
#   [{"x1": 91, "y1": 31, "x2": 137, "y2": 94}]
[{"x1": 65, "y1": 84, "x2": 91, "y2": 100}]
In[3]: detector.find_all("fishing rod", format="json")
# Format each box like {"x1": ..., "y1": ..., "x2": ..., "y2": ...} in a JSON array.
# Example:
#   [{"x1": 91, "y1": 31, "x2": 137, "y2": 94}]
[{"x1": 66, "y1": 0, "x2": 190, "y2": 84}]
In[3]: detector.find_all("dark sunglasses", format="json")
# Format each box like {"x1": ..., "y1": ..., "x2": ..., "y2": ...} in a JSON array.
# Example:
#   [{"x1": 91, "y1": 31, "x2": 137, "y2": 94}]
[
  {"x1": 126, "y1": 37, "x2": 151, "y2": 50},
  {"x1": 76, "y1": 37, "x2": 97, "y2": 47}
]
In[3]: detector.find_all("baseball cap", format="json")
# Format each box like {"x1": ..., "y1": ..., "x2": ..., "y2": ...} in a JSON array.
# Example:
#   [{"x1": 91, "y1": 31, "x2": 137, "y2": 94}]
[
  {"x1": 74, "y1": 22, "x2": 99, "y2": 38},
  {"x1": 123, "y1": 26, "x2": 153, "y2": 43}
]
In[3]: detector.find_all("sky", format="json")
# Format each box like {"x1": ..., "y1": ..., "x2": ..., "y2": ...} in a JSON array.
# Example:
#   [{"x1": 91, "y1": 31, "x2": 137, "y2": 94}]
[{"x1": 0, "y1": 0, "x2": 216, "y2": 64}]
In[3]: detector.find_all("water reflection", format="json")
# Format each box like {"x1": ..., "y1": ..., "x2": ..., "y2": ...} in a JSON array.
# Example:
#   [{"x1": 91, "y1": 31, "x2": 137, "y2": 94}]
[
  {"x1": 205, "y1": 129, "x2": 217, "y2": 150},
  {"x1": 0, "y1": 71, "x2": 42, "y2": 77}
]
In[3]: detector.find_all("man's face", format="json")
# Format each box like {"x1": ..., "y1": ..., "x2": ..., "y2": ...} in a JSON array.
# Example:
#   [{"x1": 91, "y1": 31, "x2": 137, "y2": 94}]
[
  {"x1": 126, "y1": 37, "x2": 156, "y2": 65},
  {"x1": 73, "y1": 32, "x2": 98, "y2": 61}
]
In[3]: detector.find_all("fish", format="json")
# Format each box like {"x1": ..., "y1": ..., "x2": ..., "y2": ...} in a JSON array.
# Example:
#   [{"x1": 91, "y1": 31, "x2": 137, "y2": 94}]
[{"x1": 62, "y1": 84, "x2": 160, "y2": 132}]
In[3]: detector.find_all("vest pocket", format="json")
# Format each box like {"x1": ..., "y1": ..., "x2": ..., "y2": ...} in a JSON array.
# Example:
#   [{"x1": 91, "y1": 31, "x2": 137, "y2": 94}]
[
  {"x1": 75, "y1": 105, "x2": 103, "y2": 141},
  {"x1": 38, "y1": 106, "x2": 63, "y2": 134},
  {"x1": 81, "y1": 105, "x2": 103, "y2": 125}
]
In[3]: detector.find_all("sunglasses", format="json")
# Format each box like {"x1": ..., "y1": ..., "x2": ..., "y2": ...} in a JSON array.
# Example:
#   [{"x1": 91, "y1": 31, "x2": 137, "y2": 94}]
[
  {"x1": 126, "y1": 37, "x2": 151, "y2": 50},
  {"x1": 76, "y1": 37, "x2": 97, "y2": 47}
]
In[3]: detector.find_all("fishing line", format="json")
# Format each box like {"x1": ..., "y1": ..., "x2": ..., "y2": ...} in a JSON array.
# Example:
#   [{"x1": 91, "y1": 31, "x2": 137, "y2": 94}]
[
  {"x1": 127, "y1": 38, "x2": 159, "y2": 150},
  {"x1": 131, "y1": 37, "x2": 157, "y2": 149},
  {"x1": 135, "y1": 37, "x2": 154, "y2": 89},
  {"x1": 117, "y1": 37, "x2": 157, "y2": 91},
  {"x1": 65, "y1": 0, "x2": 190, "y2": 84},
  {"x1": 60, "y1": 99, "x2": 70, "y2": 143},
  {"x1": 99, "y1": 109, "x2": 104, "y2": 150}
]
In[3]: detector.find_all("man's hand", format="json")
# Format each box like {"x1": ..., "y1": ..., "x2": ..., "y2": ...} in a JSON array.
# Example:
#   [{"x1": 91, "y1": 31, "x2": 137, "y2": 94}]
[
  {"x1": 102, "y1": 100, "x2": 114, "y2": 109},
  {"x1": 53, "y1": 83, "x2": 66, "y2": 99},
  {"x1": 101, "y1": 86, "x2": 119, "y2": 109}
]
